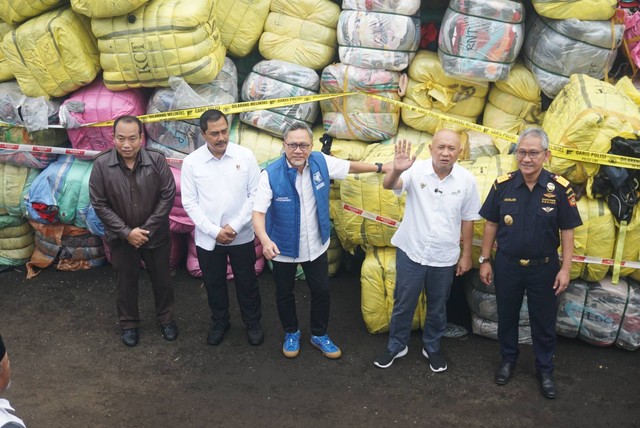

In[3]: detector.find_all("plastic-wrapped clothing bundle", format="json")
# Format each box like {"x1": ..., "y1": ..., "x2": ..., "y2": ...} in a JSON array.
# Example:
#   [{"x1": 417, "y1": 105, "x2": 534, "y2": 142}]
[
  {"x1": 360, "y1": 246, "x2": 426, "y2": 334},
  {"x1": 320, "y1": 63, "x2": 400, "y2": 141},
  {"x1": 186, "y1": 234, "x2": 265, "y2": 280},
  {"x1": 0, "y1": 0, "x2": 66, "y2": 24},
  {"x1": 240, "y1": 59, "x2": 319, "y2": 137},
  {"x1": 0, "y1": 163, "x2": 38, "y2": 217},
  {"x1": 26, "y1": 220, "x2": 106, "y2": 278},
  {"x1": 571, "y1": 197, "x2": 615, "y2": 282},
  {"x1": 0, "y1": 22, "x2": 14, "y2": 82},
  {"x1": 471, "y1": 313, "x2": 532, "y2": 344},
  {"x1": 92, "y1": 0, "x2": 226, "y2": 91},
  {"x1": 145, "y1": 59, "x2": 238, "y2": 158},
  {"x1": 61, "y1": 78, "x2": 148, "y2": 152},
  {"x1": 523, "y1": 15, "x2": 623, "y2": 99},
  {"x1": 216, "y1": 0, "x2": 271, "y2": 58},
  {"x1": 557, "y1": 277, "x2": 640, "y2": 350},
  {"x1": 482, "y1": 63, "x2": 545, "y2": 154},
  {"x1": 232, "y1": 123, "x2": 287, "y2": 168},
  {"x1": 337, "y1": 0, "x2": 421, "y2": 71},
  {"x1": 438, "y1": 0, "x2": 525, "y2": 82},
  {"x1": 2, "y1": 7, "x2": 100, "y2": 99},
  {"x1": 0, "y1": 217, "x2": 34, "y2": 267},
  {"x1": 402, "y1": 50, "x2": 488, "y2": 135},
  {"x1": 259, "y1": 0, "x2": 340, "y2": 71},
  {"x1": 70, "y1": 0, "x2": 150, "y2": 18},
  {"x1": 543, "y1": 75, "x2": 640, "y2": 184},
  {"x1": 531, "y1": 0, "x2": 617, "y2": 21}
]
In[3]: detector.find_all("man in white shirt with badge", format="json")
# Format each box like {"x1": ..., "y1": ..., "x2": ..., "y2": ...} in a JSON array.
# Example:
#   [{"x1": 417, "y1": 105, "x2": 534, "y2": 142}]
[
  {"x1": 374, "y1": 129, "x2": 481, "y2": 372},
  {"x1": 181, "y1": 109, "x2": 264, "y2": 346}
]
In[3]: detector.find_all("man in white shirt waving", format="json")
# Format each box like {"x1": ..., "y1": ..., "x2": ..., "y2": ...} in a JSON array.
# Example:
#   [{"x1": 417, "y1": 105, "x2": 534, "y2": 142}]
[
  {"x1": 374, "y1": 130, "x2": 481, "y2": 372},
  {"x1": 181, "y1": 110, "x2": 263, "y2": 346},
  {"x1": 253, "y1": 122, "x2": 389, "y2": 359}
]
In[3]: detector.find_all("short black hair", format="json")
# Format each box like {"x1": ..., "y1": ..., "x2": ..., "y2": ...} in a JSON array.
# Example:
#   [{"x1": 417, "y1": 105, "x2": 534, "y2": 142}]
[
  {"x1": 113, "y1": 115, "x2": 143, "y2": 135},
  {"x1": 199, "y1": 109, "x2": 228, "y2": 132},
  {"x1": 283, "y1": 121, "x2": 313, "y2": 141}
]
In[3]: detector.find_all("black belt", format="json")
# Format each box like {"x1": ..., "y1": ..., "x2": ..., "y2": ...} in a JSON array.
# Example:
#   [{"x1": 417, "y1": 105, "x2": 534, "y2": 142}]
[{"x1": 499, "y1": 251, "x2": 552, "y2": 267}]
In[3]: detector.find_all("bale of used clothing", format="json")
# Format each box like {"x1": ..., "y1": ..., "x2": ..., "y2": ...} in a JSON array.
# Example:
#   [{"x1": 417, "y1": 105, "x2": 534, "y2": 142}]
[
  {"x1": 360, "y1": 246, "x2": 426, "y2": 334},
  {"x1": 328, "y1": 226, "x2": 342, "y2": 277},
  {"x1": 0, "y1": 163, "x2": 38, "y2": 217},
  {"x1": 2, "y1": 7, "x2": 100, "y2": 98},
  {"x1": 70, "y1": 0, "x2": 150, "y2": 18},
  {"x1": 0, "y1": 21, "x2": 14, "y2": 82},
  {"x1": 167, "y1": 166, "x2": 193, "y2": 271},
  {"x1": 186, "y1": 234, "x2": 266, "y2": 280},
  {"x1": 543, "y1": 74, "x2": 640, "y2": 184},
  {"x1": 531, "y1": 0, "x2": 617, "y2": 21},
  {"x1": 523, "y1": 16, "x2": 623, "y2": 99},
  {"x1": 60, "y1": 78, "x2": 148, "y2": 152},
  {"x1": 402, "y1": 50, "x2": 489, "y2": 135},
  {"x1": 216, "y1": 0, "x2": 271, "y2": 58},
  {"x1": 622, "y1": 9, "x2": 640, "y2": 71},
  {"x1": 92, "y1": 0, "x2": 226, "y2": 90},
  {"x1": 145, "y1": 59, "x2": 238, "y2": 159},
  {"x1": 240, "y1": 59, "x2": 319, "y2": 137},
  {"x1": 337, "y1": 0, "x2": 421, "y2": 71},
  {"x1": 615, "y1": 204, "x2": 640, "y2": 281},
  {"x1": 0, "y1": 0, "x2": 66, "y2": 25},
  {"x1": 26, "y1": 220, "x2": 106, "y2": 278},
  {"x1": 465, "y1": 275, "x2": 530, "y2": 323},
  {"x1": 482, "y1": 62, "x2": 545, "y2": 154},
  {"x1": 438, "y1": 0, "x2": 525, "y2": 82},
  {"x1": 259, "y1": 0, "x2": 340, "y2": 71},
  {"x1": 25, "y1": 155, "x2": 95, "y2": 229},
  {"x1": 232, "y1": 122, "x2": 286, "y2": 168},
  {"x1": 320, "y1": 63, "x2": 400, "y2": 141},
  {"x1": 0, "y1": 216, "x2": 34, "y2": 267},
  {"x1": 0, "y1": 81, "x2": 64, "y2": 169},
  {"x1": 556, "y1": 277, "x2": 640, "y2": 350},
  {"x1": 471, "y1": 313, "x2": 532, "y2": 344},
  {"x1": 571, "y1": 197, "x2": 615, "y2": 282}
]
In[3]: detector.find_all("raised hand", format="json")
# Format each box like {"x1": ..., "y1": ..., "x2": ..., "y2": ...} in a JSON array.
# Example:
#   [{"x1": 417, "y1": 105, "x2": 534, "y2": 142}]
[{"x1": 394, "y1": 139, "x2": 416, "y2": 173}]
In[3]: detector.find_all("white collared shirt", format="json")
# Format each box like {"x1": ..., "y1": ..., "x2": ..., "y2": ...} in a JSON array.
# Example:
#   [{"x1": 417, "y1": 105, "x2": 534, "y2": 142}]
[
  {"x1": 391, "y1": 160, "x2": 481, "y2": 266},
  {"x1": 181, "y1": 143, "x2": 261, "y2": 250},
  {"x1": 253, "y1": 153, "x2": 349, "y2": 263}
]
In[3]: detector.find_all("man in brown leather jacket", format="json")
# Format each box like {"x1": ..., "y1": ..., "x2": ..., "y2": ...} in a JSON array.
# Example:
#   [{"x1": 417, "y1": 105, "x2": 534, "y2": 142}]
[{"x1": 89, "y1": 115, "x2": 177, "y2": 347}]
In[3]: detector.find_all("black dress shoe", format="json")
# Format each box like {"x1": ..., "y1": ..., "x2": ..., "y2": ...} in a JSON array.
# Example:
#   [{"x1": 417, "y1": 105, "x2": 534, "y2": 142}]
[
  {"x1": 536, "y1": 371, "x2": 557, "y2": 399},
  {"x1": 495, "y1": 361, "x2": 515, "y2": 385},
  {"x1": 207, "y1": 323, "x2": 230, "y2": 346},
  {"x1": 246, "y1": 322, "x2": 264, "y2": 346},
  {"x1": 121, "y1": 328, "x2": 139, "y2": 347},
  {"x1": 161, "y1": 321, "x2": 179, "y2": 341}
]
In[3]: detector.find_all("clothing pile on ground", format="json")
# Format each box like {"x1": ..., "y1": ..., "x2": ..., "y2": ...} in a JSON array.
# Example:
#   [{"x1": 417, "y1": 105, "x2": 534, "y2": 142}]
[{"x1": 0, "y1": 0, "x2": 638, "y2": 351}]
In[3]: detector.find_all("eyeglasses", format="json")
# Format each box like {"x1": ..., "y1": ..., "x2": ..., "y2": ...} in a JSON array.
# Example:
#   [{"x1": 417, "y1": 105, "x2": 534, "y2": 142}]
[
  {"x1": 285, "y1": 143, "x2": 311, "y2": 151},
  {"x1": 514, "y1": 149, "x2": 546, "y2": 160}
]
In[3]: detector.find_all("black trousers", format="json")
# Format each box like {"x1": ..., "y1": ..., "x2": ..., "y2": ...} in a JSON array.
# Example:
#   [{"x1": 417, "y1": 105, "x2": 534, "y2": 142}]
[
  {"x1": 271, "y1": 251, "x2": 330, "y2": 336},
  {"x1": 110, "y1": 241, "x2": 175, "y2": 329},
  {"x1": 494, "y1": 251, "x2": 559, "y2": 374},
  {"x1": 196, "y1": 241, "x2": 261, "y2": 326}
]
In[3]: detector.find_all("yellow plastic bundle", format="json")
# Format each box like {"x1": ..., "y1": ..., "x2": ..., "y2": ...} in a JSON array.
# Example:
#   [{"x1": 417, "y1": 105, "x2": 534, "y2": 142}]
[
  {"x1": 616, "y1": 206, "x2": 640, "y2": 281},
  {"x1": 92, "y1": 0, "x2": 226, "y2": 91},
  {"x1": 2, "y1": 7, "x2": 99, "y2": 98},
  {"x1": 0, "y1": 0, "x2": 65, "y2": 25},
  {"x1": 0, "y1": 21, "x2": 13, "y2": 81},
  {"x1": 234, "y1": 123, "x2": 283, "y2": 168},
  {"x1": 360, "y1": 246, "x2": 425, "y2": 334},
  {"x1": 531, "y1": 0, "x2": 617, "y2": 20},
  {"x1": 216, "y1": 0, "x2": 270, "y2": 58},
  {"x1": 571, "y1": 197, "x2": 615, "y2": 282},
  {"x1": 0, "y1": 219, "x2": 34, "y2": 266},
  {"x1": 460, "y1": 154, "x2": 517, "y2": 268},
  {"x1": 328, "y1": 227, "x2": 342, "y2": 277},
  {"x1": 483, "y1": 62, "x2": 545, "y2": 154},
  {"x1": 259, "y1": 0, "x2": 340, "y2": 70},
  {"x1": 544, "y1": 74, "x2": 640, "y2": 184},
  {"x1": 402, "y1": 50, "x2": 488, "y2": 135},
  {"x1": 70, "y1": 0, "x2": 150, "y2": 18}
]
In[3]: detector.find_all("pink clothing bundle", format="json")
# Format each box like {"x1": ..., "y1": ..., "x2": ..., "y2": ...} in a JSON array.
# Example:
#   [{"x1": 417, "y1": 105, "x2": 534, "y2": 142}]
[
  {"x1": 187, "y1": 235, "x2": 266, "y2": 280},
  {"x1": 62, "y1": 78, "x2": 148, "y2": 151},
  {"x1": 624, "y1": 10, "x2": 640, "y2": 70}
]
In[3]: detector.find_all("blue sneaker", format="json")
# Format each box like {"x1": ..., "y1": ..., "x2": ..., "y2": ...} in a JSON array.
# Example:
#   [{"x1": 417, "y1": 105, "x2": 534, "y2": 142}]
[
  {"x1": 283, "y1": 330, "x2": 301, "y2": 358},
  {"x1": 310, "y1": 334, "x2": 342, "y2": 359}
]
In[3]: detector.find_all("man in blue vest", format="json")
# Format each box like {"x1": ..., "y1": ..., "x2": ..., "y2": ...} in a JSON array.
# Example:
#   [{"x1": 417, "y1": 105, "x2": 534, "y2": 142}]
[{"x1": 253, "y1": 122, "x2": 389, "y2": 359}]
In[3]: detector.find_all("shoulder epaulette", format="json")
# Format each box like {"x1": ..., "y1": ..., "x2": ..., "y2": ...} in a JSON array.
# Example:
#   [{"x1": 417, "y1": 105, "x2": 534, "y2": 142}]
[
  {"x1": 552, "y1": 174, "x2": 570, "y2": 188},
  {"x1": 495, "y1": 173, "x2": 513, "y2": 184}
]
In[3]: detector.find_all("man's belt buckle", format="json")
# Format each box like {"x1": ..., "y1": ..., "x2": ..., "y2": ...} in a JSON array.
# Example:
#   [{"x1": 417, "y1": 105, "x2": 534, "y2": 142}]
[{"x1": 519, "y1": 259, "x2": 530, "y2": 266}]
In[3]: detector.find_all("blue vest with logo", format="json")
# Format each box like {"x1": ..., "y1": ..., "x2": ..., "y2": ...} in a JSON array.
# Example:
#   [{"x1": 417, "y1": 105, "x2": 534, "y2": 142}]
[{"x1": 265, "y1": 152, "x2": 331, "y2": 258}]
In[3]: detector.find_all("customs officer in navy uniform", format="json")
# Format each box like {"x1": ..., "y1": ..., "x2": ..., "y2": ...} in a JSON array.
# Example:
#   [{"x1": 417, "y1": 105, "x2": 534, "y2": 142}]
[{"x1": 478, "y1": 128, "x2": 582, "y2": 399}]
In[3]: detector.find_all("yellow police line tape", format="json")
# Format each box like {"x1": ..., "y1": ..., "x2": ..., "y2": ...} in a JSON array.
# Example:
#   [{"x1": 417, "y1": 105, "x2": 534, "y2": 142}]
[{"x1": 1, "y1": 91, "x2": 640, "y2": 169}]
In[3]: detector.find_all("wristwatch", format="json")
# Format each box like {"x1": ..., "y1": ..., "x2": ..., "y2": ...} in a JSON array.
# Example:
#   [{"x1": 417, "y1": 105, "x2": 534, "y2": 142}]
[
  {"x1": 375, "y1": 162, "x2": 383, "y2": 173},
  {"x1": 478, "y1": 255, "x2": 490, "y2": 264}
]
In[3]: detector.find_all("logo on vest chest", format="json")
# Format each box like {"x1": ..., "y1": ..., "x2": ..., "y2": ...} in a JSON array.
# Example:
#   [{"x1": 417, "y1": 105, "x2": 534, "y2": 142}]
[{"x1": 313, "y1": 171, "x2": 325, "y2": 190}]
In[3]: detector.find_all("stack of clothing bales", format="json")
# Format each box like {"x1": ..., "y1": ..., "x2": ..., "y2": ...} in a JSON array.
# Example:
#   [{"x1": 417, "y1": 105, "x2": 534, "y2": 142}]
[{"x1": 215, "y1": 0, "x2": 271, "y2": 58}]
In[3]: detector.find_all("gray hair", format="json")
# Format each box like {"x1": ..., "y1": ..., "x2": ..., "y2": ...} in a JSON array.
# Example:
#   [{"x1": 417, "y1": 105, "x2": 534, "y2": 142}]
[
  {"x1": 283, "y1": 121, "x2": 313, "y2": 141},
  {"x1": 516, "y1": 128, "x2": 549, "y2": 150}
]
